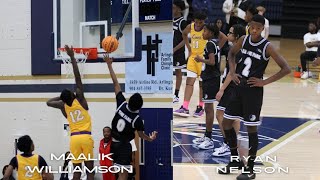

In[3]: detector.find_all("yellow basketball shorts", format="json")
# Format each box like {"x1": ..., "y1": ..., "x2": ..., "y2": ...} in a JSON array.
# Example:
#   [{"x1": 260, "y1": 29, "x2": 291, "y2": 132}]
[
  {"x1": 70, "y1": 134, "x2": 94, "y2": 163},
  {"x1": 187, "y1": 55, "x2": 203, "y2": 77}
]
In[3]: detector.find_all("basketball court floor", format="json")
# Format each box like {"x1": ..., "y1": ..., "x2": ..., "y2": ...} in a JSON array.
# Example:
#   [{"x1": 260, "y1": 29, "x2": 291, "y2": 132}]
[{"x1": 173, "y1": 38, "x2": 320, "y2": 180}]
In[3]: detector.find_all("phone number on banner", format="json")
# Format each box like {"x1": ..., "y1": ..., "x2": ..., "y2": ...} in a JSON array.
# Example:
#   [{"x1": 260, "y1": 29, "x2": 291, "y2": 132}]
[{"x1": 129, "y1": 86, "x2": 152, "y2": 91}]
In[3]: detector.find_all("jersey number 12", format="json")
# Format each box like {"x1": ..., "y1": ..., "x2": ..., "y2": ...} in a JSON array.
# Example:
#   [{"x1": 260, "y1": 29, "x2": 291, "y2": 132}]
[{"x1": 70, "y1": 110, "x2": 84, "y2": 123}]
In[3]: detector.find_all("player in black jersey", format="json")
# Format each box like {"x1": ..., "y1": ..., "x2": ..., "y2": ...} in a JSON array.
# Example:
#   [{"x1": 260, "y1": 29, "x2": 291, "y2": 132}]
[
  {"x1": 218, "y1": 15, "x2": 291, "y2": 180},
  {"x1": 213, "y1": 24, "x2": 246, "y2": 157},
  {"x1": 191, "y1": 23, "x2": 221, "y2": 150},
  {"x1": 173, "y1": 0, "x2": 188, "y2": 103},
  {"x1": 103, "y1": 55, "x2": 158, "y2": 180}
]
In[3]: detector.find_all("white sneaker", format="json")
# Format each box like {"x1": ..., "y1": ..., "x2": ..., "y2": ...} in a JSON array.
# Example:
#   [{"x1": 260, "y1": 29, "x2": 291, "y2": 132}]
[
  {"x1": 214, "y1": 142, "x2": 226, "y2": 151},
  {"x1": 192, "y1": 136, "x2": 206, "y2": 145},
  {"x1": 301, "y1": 71, "x2": 309, "y2": 79},
  {"x1": 198, "y1": 137, "x2": 215, "y2": 150},
  {"x1": 173, "y1": 96, "x2": 179, "y2": 103},
  {"x1": 212, "y1": 143, "x2": 231, "y2": 157}
]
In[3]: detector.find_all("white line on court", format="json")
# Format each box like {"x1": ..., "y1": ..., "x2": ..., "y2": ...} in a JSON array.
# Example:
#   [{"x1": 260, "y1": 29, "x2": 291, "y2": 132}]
[
  {"x1": 307, "y1": 78, "x2": 317, "y2": 84},
  {"x1": 260, "y1": 121, "x2": 320, "y2": 160},
  {"x1": 196, "y1": 166, "x2": 209, "y2": 180}
]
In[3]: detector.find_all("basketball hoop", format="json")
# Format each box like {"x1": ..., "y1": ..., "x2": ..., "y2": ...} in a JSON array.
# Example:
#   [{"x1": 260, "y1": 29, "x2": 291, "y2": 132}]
[{"x1": 57, "y1": 48, "x2": 97, "y2": 78}]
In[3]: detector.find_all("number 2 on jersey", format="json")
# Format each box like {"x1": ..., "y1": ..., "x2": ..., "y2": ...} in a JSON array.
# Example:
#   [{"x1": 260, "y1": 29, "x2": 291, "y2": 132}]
[
  {"x1": 242, "y1": 57, "x2": 252, "y2": 77},
  {"x1": 69, "y1": 110, "x2": 84, "y2": 123},
  {"x1": 25, "y1": 166, "x2": 33, "y2": 178}
]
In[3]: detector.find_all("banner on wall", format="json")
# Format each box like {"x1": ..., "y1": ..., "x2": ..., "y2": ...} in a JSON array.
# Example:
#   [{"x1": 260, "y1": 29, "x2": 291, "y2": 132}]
[
  {"x1": 63, "y1": 124, "x2": 70, "y2": 137},
  {"x1": 111, "y1": 0, "x2": 172, "y2": 23},
  {"x1": 125, "y1": 32, "x2": 173, "y2": 94}
]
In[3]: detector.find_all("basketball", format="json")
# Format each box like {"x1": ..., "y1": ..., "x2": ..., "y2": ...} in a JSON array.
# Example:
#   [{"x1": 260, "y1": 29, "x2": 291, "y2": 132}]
[{"x1": 101, "y1": 36, "x2": 119, "y2": 53}]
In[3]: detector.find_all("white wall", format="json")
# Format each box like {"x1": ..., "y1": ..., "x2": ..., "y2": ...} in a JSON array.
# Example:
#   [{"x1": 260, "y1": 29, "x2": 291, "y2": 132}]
[{"x1": 0, "y1": 0, "x2": 31, "y2": 76}]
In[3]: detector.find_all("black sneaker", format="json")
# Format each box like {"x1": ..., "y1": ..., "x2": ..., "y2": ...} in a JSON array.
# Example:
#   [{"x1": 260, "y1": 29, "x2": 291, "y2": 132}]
[
  {"x1": 236, "y1": 167, "x2": 256, "y2": 180},
  {"x1": 193, "y1": 106, "x2": 204, "y2": 117},
  {"x1": 218, "y1": 160, "x2": 244, "y2": 174}
]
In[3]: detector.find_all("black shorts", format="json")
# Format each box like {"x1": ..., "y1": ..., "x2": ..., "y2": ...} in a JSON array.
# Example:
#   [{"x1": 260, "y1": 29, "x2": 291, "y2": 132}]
[
  {"x1": 110, "y1": 141, "x2": 132, "y2": 166},
  {"x1": 224, "y1": 83, "x2": 263, "y2": 126},
  {"x1": 173, "y1": 52, "x2": 186, "y2": 69},
  {"x1": 217, "y1": 84, "x2": 234, "y2": 111},
  {"x1": 202, "y1": 77, "x2": 220, "y2": 103}
]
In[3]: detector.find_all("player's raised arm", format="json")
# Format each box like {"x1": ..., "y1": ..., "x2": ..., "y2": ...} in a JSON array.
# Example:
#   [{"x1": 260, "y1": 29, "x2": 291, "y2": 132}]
[
  {"x1": 104, "y1": 54, "x2": 121, "y2": 95},
  {"x1": 46, "y1": 96, "x2": 64, "y2": 109},
  {"x1": 228, "y1": 35, "x2": 245, "y2": 85},
  {"x1": 65, "y1": 45, "x2": 83, "y2": 92},
  {"x1": 256, "y1": 43, "x2": 291, "y2": 86},
  {"x1": 64, "y1": 45, "x2": 88, "y2": 109}
]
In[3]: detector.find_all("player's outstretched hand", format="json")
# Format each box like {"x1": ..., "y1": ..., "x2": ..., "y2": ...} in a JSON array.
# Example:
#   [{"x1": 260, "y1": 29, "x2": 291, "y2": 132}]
[
  {"x1": 215, "y1": 90, "x2": 224, "y2": 102},
  {"x1": 65, "y1": 45, "x2": 74, "y2": 58},
  {"x1": 247, "y1": 77, "x2": 265, "y2": 87},
  {"x1": 231, "y1": 73, "x2": 241, "y2": 85},
  {"x1": 149, "y1": 131, "x2": 158, "y2": 141},
  {"x1": 103, "y1": 54, "x2": 113, "y2": 65}
]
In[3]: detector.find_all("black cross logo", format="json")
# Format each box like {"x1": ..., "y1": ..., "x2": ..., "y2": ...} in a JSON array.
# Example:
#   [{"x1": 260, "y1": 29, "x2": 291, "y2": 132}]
[{"x1": 142, "y1": 34, "x2": 162, "y2": 76}]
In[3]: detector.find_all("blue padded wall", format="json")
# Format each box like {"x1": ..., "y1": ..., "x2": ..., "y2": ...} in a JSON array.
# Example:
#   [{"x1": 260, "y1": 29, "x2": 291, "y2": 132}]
[
  {"x1": 139, "y1": 108, "x2": 173, "y2": 180},
  {"x1": 31, "y1": 0, "x2": 60, "y2": 75},
  {"x1": 86, "y1": 0, "x2": 99, "y2": 21}
]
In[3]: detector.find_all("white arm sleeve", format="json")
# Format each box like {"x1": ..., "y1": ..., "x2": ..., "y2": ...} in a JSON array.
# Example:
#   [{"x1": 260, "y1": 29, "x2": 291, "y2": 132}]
[{"x1": 130, "y1": 139, "x2": 137, "y2": 152}]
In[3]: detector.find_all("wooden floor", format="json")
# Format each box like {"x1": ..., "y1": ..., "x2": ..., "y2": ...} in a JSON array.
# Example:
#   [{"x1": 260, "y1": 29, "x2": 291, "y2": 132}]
[{"x1": 173, "y1": 38, "x2": 320, "y2": 180}]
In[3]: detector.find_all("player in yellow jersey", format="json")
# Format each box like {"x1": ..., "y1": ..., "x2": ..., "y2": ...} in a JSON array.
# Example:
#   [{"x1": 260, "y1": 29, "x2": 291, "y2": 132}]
[
  {"x1": 174, "y1": 11, "x2": 228, "y2": 117},
  {"x1": 46, "y1": 45, "x2": 94, "y2": 180},
  {"x1": 3, "y1": 135, "x2": 53, "y2": 180}
]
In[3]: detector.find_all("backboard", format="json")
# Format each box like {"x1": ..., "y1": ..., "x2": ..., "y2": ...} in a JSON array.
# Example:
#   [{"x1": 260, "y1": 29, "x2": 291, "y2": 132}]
[{"x1": 53, "y1": 0, "x2": 141, "y2": 62}]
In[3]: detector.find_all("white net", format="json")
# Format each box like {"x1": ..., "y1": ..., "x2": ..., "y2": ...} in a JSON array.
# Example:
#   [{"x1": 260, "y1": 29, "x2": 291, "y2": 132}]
[{"x1": 57, "y1": 49, "x2": 89, "y2": 78}]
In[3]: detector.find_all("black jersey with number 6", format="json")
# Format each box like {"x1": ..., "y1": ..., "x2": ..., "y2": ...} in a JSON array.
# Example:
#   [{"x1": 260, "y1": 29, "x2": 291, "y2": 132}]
[
  {"x1": 111, "y1": 92, "x2": 144, "y2": 143},
  {"x1": 236, "y1": 35, "x2": 270, "y2": 79}
]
